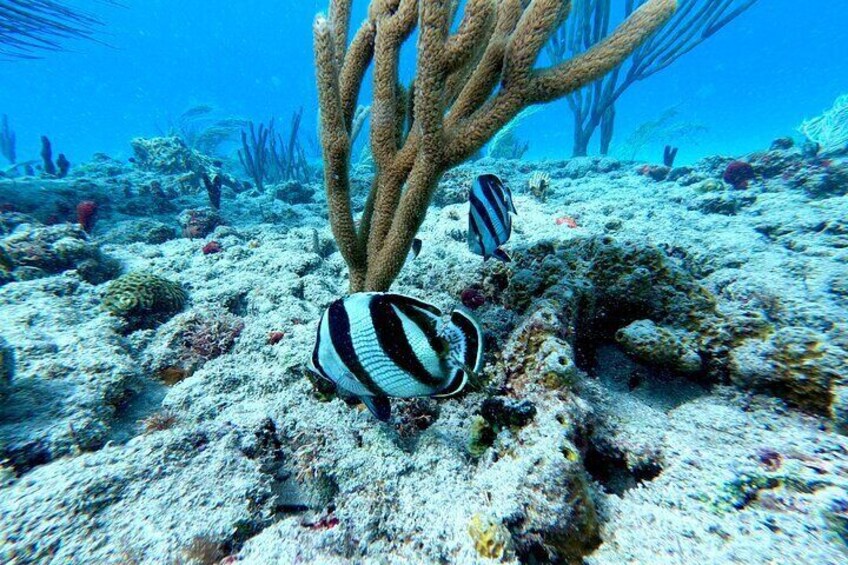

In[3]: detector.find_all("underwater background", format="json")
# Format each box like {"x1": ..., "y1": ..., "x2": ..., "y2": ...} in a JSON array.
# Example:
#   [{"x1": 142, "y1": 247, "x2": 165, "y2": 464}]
[
  {"x1": 1, "y1": 1, "x2": 848, "y2": 564},
  {"x1": 1, "y1": 0, "x2": 847, "y2": 164}
]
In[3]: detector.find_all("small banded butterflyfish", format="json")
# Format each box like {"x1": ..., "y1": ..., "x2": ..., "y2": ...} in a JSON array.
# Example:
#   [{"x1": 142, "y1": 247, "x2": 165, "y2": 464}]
[
  {"x1": 309, "y1": 292, "x2": 484, "y2": 421},
  {"x1": 406, "y1": 238, "x2": 423, "y2": 262},
  {"x1": 468, "y1": 173, "x2": 516, "y2": 262}
]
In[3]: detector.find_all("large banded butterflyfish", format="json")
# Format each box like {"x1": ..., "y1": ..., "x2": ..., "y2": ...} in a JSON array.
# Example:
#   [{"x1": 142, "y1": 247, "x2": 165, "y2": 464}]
[
  {"x1": 468, "y1": 173, "x2": 516, "y2": 262},
  {"x1": 309, "y1": 293, "x2": 484, "y2": 421}
]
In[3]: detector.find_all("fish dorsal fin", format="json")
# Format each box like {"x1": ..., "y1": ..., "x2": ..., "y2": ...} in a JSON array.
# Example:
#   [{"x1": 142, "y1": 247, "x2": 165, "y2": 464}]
[{"x1": 361, "y1": 395, "x2": 392, "y2": 421}]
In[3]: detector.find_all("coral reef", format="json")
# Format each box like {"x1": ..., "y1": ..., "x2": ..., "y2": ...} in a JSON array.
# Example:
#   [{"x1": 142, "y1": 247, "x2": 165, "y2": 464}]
[
  {"x1": 729, "y1": 326, "x2": 844, "y2": 416},
  {"x1": 40, "y1": 136, "x2": 70, "y2": 178},
  {"x1": 615, "y1": 319, "x2": 702, "y2": 374},
  {"x1": 0, "y1": 274, "x2": 141, "y2": 470},
  {"x1": 140, "y1": 409, "x2": 179, "y2": 434},
  {"x1": 0, "y1": 335, "x2": 13, "y2": 389},
  {"x1": 799, "y1": 93, "x2": 848, "y2": 153},
  {"x1": 467, "y1": 513, "x2": 511, "y2": 559},
  {"x1": 130, "y1": 136, "x2": 217, "y2": 192},
  {"x1": 202, "y1": 172, "x2": 223, "y2": 210},
  {"x1": 723, "y1": 159, "x2": 756, "y2": 189},
  {"x1": 0, "y1": 223, "x2": 119, "y2": 284},
  {"x1": 663, "y1": 145, "x2": 679, "y2": 167},
  {"x1": 179, "y1": 208, "x2": 222, "y2": 239},
  {"x1": 0, "y1": 127, "x2": 845, "y2": 564},
  {"x1": 202, "y1": 240, "x2": 222, "y2": 255},
  {"x1": 102, "y1": 272, "x2": 188, "y2": 330}
]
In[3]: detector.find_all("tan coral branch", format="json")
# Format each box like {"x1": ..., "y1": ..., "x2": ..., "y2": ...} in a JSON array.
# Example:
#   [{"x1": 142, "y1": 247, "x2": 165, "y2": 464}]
[{"x1": 314, "y1": 0, "x2": 678, "y2": 292}]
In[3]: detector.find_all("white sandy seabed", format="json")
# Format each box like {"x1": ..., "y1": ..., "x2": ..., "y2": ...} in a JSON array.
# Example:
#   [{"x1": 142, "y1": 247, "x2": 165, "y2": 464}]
[{"x1": 0, "y1": 141, "x2": 846, "y2": 564}]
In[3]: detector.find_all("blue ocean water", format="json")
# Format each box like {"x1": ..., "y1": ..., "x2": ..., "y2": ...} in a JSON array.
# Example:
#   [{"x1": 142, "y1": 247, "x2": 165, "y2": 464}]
[{"x1": 1, "y1": 0, "x2": 846, "y2": 165}]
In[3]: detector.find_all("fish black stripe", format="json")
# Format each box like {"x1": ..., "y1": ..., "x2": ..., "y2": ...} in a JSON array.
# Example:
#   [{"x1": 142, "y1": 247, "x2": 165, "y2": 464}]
[
  {"x1": 390, "y1": 297, "x2": 448, "y2": 359},
  {"x1": 477, "y1": 177, "x2": 509, "y2": 229},
  {"x1": 311, "y1": 315, "x2": 331, "y2": 381},
  {"x1": 470, "y1": 195, "x2": 501, "y2": 251},
  {"x1": 452, "y1": 310, "x2": 482, "y2": 372},
  {"x1": 385, "y1": 293, "x2": 443, "y2": 317},
  {"x1": 469, "y1": 207, "x2": 485, "y2": 251},
  {"x1": 482, "y1": 175, "x2": 512, "y2": 223},
  {"x1": 370, "y1": 295, "x2": 443, "y2": 387},
  {"x1": 477, "y1": 181, "x2": 510, "y2": 243},
  {"x1": 327, "y1": 299, "x2": 384, "y2": 395}
]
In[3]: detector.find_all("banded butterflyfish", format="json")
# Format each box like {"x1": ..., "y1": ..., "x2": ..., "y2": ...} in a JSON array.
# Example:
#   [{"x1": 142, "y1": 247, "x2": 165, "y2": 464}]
[
  {"x1": 309, "y1": 292, "x2": 484, "y2": 421},
  {"x1": 468, "y1": 173, "x2": 516, "y2": 262}
]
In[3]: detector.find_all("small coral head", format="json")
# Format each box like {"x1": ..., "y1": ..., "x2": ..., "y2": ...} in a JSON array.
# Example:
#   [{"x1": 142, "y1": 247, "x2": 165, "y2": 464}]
[
  {"x1": 723, "y1": 161, "x2": 756, "y2": 189},
  {"x1": 461, "y1": 287, "x2": 486, "y2": 310},
  {"x1": 202, "y1": 241, "x2": 222, "y2": 255},
  {"x1": 76, "y1": 200, "x2": 98, "y2": 233}
]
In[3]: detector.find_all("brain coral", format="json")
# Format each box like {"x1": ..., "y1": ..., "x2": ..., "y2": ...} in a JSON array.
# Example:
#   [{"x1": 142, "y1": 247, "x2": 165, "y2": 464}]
[{"x1": 102, "y1": 272, "x2": 188, "y2": 328}]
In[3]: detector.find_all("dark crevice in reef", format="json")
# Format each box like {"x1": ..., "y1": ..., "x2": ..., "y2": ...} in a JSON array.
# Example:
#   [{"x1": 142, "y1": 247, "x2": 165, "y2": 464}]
[
  {"x1": 107, "y1": 377, "x2": 169, "y2": 444},
  {"x1": 225, "y1": 291, "x2": 250, "y2": 316},
  {"x1": 573, "y1": 302, "x2": 653, "y2": 377},
  {"x1": 593, "y1": 343, "x2": 710, "y2": 411},
  {"x1": 583, "y1": 439, "x2": 663, "y2": 496}
]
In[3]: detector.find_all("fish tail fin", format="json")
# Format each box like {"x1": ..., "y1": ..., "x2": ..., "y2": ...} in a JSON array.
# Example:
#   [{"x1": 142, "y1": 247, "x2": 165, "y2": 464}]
[{"x1": 493, "y1": 248, "x2": 511, "y2": 263}]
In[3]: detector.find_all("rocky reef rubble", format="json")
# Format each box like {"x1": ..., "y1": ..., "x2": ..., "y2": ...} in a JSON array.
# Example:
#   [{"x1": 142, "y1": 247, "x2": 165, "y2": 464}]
[
  {"x1": 0, "y1": 136, "x2": 846, "y2": 563},
  {"x1": 0, "y1": 222, "x2": 120, "y2": 285}
]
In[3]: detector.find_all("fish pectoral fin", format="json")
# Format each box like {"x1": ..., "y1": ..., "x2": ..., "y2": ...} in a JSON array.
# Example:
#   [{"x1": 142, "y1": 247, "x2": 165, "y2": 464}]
[
  {"x1": 493, "y1": 248, "x2": 511, "y2": 263},
  {"x1": 361, "y1": 395, "x2": 392, "y2": 422}
]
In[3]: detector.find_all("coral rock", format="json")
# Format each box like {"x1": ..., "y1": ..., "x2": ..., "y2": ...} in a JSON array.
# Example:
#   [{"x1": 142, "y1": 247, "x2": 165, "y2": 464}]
[
  {"x1": 722, "y1": 160, "x2": 756, "y2": 189},
  {"x1": 130, "y1": 136, "x2": 213, "y2": 176},
  {"x1": 102, "y1": 272, "x2": 188, "y2": 330},
  {"x1": 615, "y1": 319, "x2": 703, "y2": 374},
  {"x1": 460, "y1": 287, "x2": 486, "y2": 310},
  {"x1": 729, "y1": 326, "x2": 845, "y2": 417},
  {"x1": 179, "y1": 208, "x2": 222, "y2": 239},
  {"x1": 0, "y1": 335, "x2": 13, "y2": 391},
  {"x1": 202, "y1": 241, "x2": 222, "y2": 255},
  {"x1": 0, "y1": 223, "x2": 119, "y2": 285},
  {"x1": 480, "y1": 397, "x2": 537, "y2": 429},
  {"x1": 468, "y1": 514, "x2": 511, "y2": 559}
]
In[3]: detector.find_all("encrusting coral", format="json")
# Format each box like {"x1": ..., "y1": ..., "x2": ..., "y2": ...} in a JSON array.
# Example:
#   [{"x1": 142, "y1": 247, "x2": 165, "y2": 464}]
[{"x1": 315, "y1": 0, "x2": 677, "y2": 291}]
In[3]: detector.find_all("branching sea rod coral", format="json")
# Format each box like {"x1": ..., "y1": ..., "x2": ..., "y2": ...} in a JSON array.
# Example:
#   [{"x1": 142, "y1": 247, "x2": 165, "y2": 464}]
[{"x1": 314, "y1": 0, "x2": 678, "y2": 292}]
